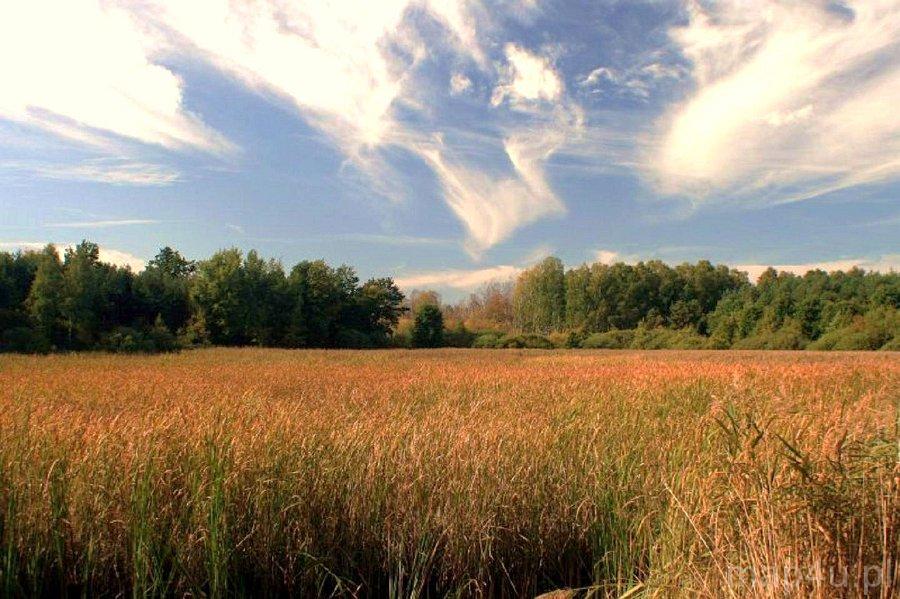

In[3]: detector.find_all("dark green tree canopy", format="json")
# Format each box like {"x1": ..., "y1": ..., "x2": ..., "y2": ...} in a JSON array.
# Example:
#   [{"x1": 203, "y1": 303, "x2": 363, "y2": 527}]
[{"x1": 412, "y1": 304, "x2": 444, "y2": 348}]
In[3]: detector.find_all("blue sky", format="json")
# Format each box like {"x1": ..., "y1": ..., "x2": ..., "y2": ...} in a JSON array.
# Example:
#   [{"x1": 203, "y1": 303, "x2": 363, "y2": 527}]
[{"x1": 1, "y1": 0, "x2": 898, "y2": 298}]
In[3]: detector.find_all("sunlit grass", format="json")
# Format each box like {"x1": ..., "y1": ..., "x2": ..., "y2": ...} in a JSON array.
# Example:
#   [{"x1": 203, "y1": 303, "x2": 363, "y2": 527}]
[{"x1": 0, "y1": 349, "x2": 897, "y2": 597}]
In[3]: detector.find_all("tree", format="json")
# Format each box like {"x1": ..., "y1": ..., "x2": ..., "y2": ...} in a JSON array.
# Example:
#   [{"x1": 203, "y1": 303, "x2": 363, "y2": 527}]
[
  {"x1": 355, "y1": 278, "x2": 406, "y2": 345},
  {"x1": 27, "y1": 245, "x2": 64, "y2": 347},
  {"x1": 60, "y1": 241, "x2": 106, "y2": 347},
  {"x1": 190, "y1": 249, "x2": 246, "y2": 345},
  {"x1": 412, "y1": 304, "x2": 443, "y2": 348},
  {"x1": 409, "y1": 289, "x2": 440, "y2": 314},
  {"x1": 135, "y1": 247, "x2": 193, "y2": 333},
  {"x1": 286, "y1": 260, "x2": 356, "y2": 347},
  {"x1": 241, "y1": 250, "x2": 288, "y2": 346},
  {"x1": 513, "y1": 257, "x2": 566, "y2": 333}
]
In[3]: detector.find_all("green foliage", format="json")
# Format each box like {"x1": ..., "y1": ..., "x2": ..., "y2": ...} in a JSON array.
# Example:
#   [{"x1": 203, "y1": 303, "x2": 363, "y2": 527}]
[
  {"x1": 731, "y1": 318, "x2": 808, "y2": 350},
  {"x1": 497, "y1": 333, "x2": 552, "y2": 349},
  {"x1": 443, "y1": 321, "x2": 475, "y2": 347},
  {"x1": 629, "y1": 327, "x2": 710, "y2": 349},
  {"x1": 2, "y1": 242, "x2": 405, "y2": 353},
  {"x1": 580, "y1": 329, "x2": 635, "y2": 349},
  {"x1": 807, "y1": 307, "x2": 898, "y2": 350},
  {"x1": 1, "y1": 241, "x2": 897, "y2": 352},
  {"x1": 709, "y1": 267, "x2": 899, "y2": 350},
  {"x1": 513, "y1": 257, "x2": 566, "y2": 333},
  {"x1": 412, "y1": 304, "x2": 443, "y2": 348},
  {"x1": 580, "y1": 327, "x2": 709, "y2": 349},
  {"x1": 26, "y1": 245, "x2": 64, "y2": 347},
  {"x1": 472, "y1": 331, "x2": 503, "y2": 348},
  {"x1": 547, "y1": 330, "x2": 583, "y2": 348}
]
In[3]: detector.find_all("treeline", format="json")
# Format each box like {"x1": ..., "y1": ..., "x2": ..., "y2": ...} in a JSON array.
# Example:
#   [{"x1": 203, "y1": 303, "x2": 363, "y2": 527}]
[
  {"x1": 1, "y1": 242, "x2": 404, "y2": 352},
  {"x1": 421, "y1": 257, "x2": 899, "y2": 351},
  {"x1": 1, "y1": 244, "x2": 897, "y2": 353}
]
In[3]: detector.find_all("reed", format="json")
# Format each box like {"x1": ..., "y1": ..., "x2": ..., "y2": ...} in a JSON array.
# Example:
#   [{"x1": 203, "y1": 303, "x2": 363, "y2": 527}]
[{"x1": 0, "y1": 349, "x2": 896, "y2": 597}]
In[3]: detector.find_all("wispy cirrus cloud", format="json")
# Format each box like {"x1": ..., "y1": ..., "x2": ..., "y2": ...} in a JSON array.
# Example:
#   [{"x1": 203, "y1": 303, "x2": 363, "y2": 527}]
[
  {"x1": 0, "y1": 0, "x2": 581, "y2": 256},
  {"x1": 648, "y1": 0, "x2": 900, "y2": 203},
  {"x1": 0, "y1": 0, "x2": 233, "y2": 155},
  {"x1": 148, "y1": 0, "x2": 575, "y2": 255},
  {"x1": 395, "y1": 264, "x2": 521, "y2": 290},
  {"x1": 2, "y1": 159, "x2": 180, "y2": 186}
]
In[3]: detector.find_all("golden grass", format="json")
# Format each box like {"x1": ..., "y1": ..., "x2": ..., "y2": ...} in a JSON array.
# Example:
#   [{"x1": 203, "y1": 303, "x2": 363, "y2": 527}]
[{"x1": 0, "y1": 349, "x2": 897, "y2": 597}]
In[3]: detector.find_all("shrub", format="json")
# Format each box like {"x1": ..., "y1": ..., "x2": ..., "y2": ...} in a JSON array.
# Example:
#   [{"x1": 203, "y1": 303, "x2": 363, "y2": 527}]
[
  {"x1": 733, "y1": 319, "x2": 807, "y2": 350},
  {"x1": 630, "y1": 327, "x2": 709, "y2": 350},
  {"x1": 497, "y1": 333, "x2": 552, "y2": 349},
  {"x1": 101, "y1": 327, "x2": 155, "y2": 353},
  {"x1": 547, "y1": 331, "x2": 583, "y2": 349},
  {"x1": 880, "y1": 337, "x2": 900, "y2": 351},
  {"x1": 0, "y1": 326, "x2": 51, "y2": 353},
  {"x1": 580, "y1": 329, "x2": 635, "y2": 349},
  {"x1": 472, "y1": 332, "x2": 503, "y2": 348},
  {"x1": 335, "y1": 329, "x2": 375, "y2": 348},
  {"x1": 443, "y1": 322, "x2": 476, "y2": 347},
  {"x1": 808, "y1": 308, "x2": 898, "y2": 351}
]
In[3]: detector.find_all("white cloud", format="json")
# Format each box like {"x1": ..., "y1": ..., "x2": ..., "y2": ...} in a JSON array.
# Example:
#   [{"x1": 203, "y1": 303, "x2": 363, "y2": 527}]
[
  {"x1": 0, "y1": 0, "x2": 232, "y2": 154},
  {"x1": 651, "y1": 0, "x2": 900, "y2": 202},
  {"x1": 97, "y1": 247, "x2": 146, "y2": 271},
  {"x1": 150, "y1": 0, "x2": 571, "y2": 252},
  {"x1": 154, "y1": 0, "x2": 417, "y2": 153},
  {"x1": 594, "y1": 249, "x2": 621, "y2": 265},
  {"x1": 2, "y1": 0, "x2": 580, "y2": 255},
  {"x1": 592, "y1": 248, "x2": 641, "y2": 265},
  {"x1": 0, "y1": 241, "x2": 145, "y2": 271},
  {"x1": 395, "y1": 264, "x2": 521, "y2": 290},
  {"x1": 491, "y1": 43, "x2": 563, "y2": 107},
  {"x1": 580, "y1": 66, "x2": 618, "y2": 87},
  {"x1": 44, "y1": 219, "x2": 159, "y2": 229},
  {"x1": 412, "y1": 131, "x2": 566, "y2": 256},
  {"x1": 2, "y1": 159, "x2": 180, "y2": 186},
  {"x1": 641, "y1": 62, "x2": 683, "y2": 80},
  {"x1": 450, "y1": 72, "x2": 473, "y2": 95}
]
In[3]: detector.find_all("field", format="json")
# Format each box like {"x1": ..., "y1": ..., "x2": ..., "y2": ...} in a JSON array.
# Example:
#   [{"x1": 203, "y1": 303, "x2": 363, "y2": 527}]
[{"x1": 0, "y1": 349, "x2": 897, "y2": 597}]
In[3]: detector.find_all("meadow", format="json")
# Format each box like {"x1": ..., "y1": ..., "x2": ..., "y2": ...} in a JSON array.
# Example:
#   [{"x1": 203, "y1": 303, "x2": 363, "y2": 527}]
[{"x1": 0, "y1": 349, "x2": 897, "y2": 597}]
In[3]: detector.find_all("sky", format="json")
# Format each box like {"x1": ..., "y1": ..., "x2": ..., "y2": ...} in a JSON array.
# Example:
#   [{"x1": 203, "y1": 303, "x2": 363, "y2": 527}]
[{"x1": 1, "y1": 0, "x2": 898, "y2": 298}]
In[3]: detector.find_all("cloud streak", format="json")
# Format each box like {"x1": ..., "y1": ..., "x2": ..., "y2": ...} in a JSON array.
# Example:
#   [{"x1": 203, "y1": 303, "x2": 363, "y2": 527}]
[
  {"x1": 395, "y1": 264, "x2": 521, "y2": 290},
  {"x1": 44, "y1": 219, "x2": 160, "y2": 229},
  {"x1": 2, "y1": 159, "x2": 180, "y2": 186},
  {"x1": 0, "y1": 0, "x2": 233, "y2": 155},
  {"x1": 649, "y1": 0, "x2": 900, "y2": 203}
]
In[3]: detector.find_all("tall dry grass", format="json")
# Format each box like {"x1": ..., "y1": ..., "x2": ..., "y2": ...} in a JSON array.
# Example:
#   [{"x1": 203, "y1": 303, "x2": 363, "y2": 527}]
[{"x1": 0, "y1": 349, "x2": 897, "y2": 597}]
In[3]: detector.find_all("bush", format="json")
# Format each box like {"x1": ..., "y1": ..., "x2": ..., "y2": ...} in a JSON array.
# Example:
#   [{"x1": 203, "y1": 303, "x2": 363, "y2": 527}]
[
  {"x1": 443, "y1": 322, "x2": 476, "y2": 347},
  {"x1": 547, "y1": 331, "x2": 583, "y2": 348},
  {"x1": 0, "y1": 326, "x2": 51, "y2": 353},
  {"x1": 808, "y1": 308, "x2": 898, "y2": 351},
  {"x1": 472, "y1": 332, "x2": 503, "y2": 348},
  {"x1": 580, "y1": 329, "x2": 635, "y2": 349},
  {"x1": 335, "y1": 329, "x2": 375, "y2": 349},
  {"x1": 880, "y1": 337, "x2": 900, "y2": 351},
  {"x1": 101, "y1": 320, "x2": 181, "y2": 354},
  {"x1": 497, "y1": 333, "x2": 552, "y2": 349},
  {"x1": 733, "y1": 319, "x2": 807, "y2": 350},
  {"x1": 630, "y1": 327, "x2": 709, "y2": 350},
  {"x1": 101, "y1": 327, "x2": 155, "y2": 353}
]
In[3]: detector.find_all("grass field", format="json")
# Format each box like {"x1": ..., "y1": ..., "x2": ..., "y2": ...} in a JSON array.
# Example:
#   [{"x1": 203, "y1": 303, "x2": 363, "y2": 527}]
[{"x1": 0, "y1": 349, "x2": 897, "y2": 597}]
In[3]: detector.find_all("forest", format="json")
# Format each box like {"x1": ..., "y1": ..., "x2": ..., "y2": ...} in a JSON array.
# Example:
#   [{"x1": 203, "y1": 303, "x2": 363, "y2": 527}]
[{"x1": 1, "y1": 242, "x2": 897, "y2": 352}]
